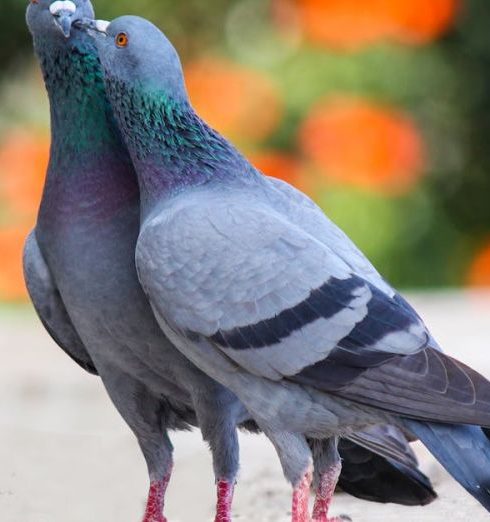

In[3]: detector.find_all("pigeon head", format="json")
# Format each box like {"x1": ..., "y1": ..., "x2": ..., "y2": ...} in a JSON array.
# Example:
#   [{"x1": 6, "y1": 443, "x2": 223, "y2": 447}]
[
  {"x1": 84, "y1": 15, "x2": 242, "y2": 195},
  {"x1": 91, "y1": 16, "x2": 188, "y2": 104},
  {"x1": 27, "y1": 0, "x2": 94, "y2": 45},
  {"x1": 27, "y1": 0, "x2": 130, "y2": 163}
]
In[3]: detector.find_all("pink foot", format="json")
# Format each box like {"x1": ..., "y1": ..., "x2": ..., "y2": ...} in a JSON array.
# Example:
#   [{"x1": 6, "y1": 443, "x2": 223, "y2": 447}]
[
  {"x1": 312, "y1": 463, "x2": 350, "y2": 522},
  {"x1": 215, "y1": 479, "x2": 234, "y2": 522},
  {"x1": 292, "y1": 466, "x2": 313, "y2": 522},
  {"x1": 313, "y1": 516, "x2": 350, "y2": 522},
  {"x1": 142, "y1": 472, "x2": 172, "y2": 522}
]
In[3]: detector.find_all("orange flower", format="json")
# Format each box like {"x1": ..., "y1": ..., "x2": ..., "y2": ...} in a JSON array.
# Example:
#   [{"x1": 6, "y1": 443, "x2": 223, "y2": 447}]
[
  {"x1": 0, "y1": 226, "x2": 30, "y2": 301},
  {"x1": 294, "y1": 0, "x2": 459, "y2": 50},
  {"x1": 296, "y1": 0, "x2": 391, "y2": 50},
  {"x1": 299, "y1": 97, "x2": 425, "y2": 194},
  {"x1": 185, "y1": 58, "x2": 283, "y2": 144},
  {"x1": 389, "y1": 0, "x2": 460, "y2": 44},
  {"x1": 467, "y1": 243, "x2": 490, "y2": 287},
  {"x1": 252, "y1": 151, "x2": 302, "y2": 184},
  {"x1": 0, "y1": 129, "x2": 49, "y2": 301},
  {"x1": 251, "y1": 150, "x2": 320, "y2": 198},
  {"x1": 0, "y1": 130, "x2": 49, "y2": 221}
]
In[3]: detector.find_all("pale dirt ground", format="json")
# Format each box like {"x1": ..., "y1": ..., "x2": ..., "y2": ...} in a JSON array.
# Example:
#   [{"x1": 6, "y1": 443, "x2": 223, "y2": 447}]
[{"x1": 1, "y1": 291, "x2": 490, "y2": 522}]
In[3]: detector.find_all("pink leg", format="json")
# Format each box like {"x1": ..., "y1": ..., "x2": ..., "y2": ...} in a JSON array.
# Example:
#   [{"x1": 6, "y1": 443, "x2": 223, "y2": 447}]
[
  {"x1": 312, "y1": 463, "x2": 347, "y2": 522},
  {"x1": 215, "y1": 479, "x2": 234, "y2": 522},
  {"x1": 292, "y1": 466, "x2": 313, "y2": 522},
  {"x1": 142, "y1": 469, "x2": 172, "y2": 522}
]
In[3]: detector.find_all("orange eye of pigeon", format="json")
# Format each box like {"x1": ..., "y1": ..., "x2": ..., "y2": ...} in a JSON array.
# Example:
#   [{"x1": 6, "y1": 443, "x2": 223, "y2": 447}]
[
  {"x1": 31, "y1": 0, "x2": 39, "y2": 3},
  {"x1": 116, "y1": 33, "x2": 129, "y2": 48}
]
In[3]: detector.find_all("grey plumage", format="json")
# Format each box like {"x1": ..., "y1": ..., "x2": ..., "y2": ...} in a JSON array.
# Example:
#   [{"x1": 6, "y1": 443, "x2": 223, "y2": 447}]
[
  {"x1": 24, "y1": 3, "x2": 435, "y2": 519},
  {"x1": 24, "y1": 2, "x2": 247, "y2": 517},
  {"x1": 23, "y1": 230, "x2": 97, "y2": 375},
  {"x1": 91, "y1": 15, "x2": 490, "y2": 514}
]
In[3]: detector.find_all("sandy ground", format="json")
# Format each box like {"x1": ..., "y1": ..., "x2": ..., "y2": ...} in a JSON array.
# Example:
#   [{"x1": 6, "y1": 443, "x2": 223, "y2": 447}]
[{"x1": 1, "y1": 291, "x2": 490, "y2": 522}]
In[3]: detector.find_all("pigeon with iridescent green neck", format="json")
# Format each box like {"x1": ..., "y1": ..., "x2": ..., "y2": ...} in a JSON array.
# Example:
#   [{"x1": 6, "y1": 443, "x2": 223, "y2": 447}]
[
  {"x1": 24, "y1": 3, "x2": 437, "y2": 522},
  {"x1": 24, "y1": 3, "x2": 252, "y2": 521},
  {"x1": 92, "y1": 15, "x2": 490, "y2": 522}
]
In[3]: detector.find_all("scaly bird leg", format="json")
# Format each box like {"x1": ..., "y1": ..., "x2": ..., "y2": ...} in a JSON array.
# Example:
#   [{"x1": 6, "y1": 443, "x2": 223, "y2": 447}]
[
  {"x1": 310, "y1": 437, "x2": 351, "y2": 522},
  {"x1": 142, "y1": 468, "x2": 172, "y2": 522},
  {"x1": 312, "y1": 462, "x2": 349, "y2": 522},
  {"x1": 215, "y1": 479, "x2": 235, "y2": 522},
  {"x1": 292, "y1": 466, "x2": 313, "y2": 522}
]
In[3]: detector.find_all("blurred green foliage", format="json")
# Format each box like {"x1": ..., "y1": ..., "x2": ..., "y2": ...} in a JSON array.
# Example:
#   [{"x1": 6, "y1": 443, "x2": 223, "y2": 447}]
[
  {"x1": 1, "y1": 0, "x2": 32, "y2": 70},
  {"x1": 1, "y1": 0, "x2": 490, "y2": 293}
]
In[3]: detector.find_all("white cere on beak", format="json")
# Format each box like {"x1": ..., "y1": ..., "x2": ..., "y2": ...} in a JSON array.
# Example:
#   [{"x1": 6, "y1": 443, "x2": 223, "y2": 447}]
[
  {"x1": 94, "y1": 20, "x2": 110, "y2": 33},
  {"x1": 49, "y1": 1, "x2": 77, "y2": 15}
]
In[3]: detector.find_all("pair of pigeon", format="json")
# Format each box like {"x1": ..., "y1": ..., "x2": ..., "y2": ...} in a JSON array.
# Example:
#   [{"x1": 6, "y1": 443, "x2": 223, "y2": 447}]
[{"x1": 24, "y1": 1, "x2": 490, "y2": 521}]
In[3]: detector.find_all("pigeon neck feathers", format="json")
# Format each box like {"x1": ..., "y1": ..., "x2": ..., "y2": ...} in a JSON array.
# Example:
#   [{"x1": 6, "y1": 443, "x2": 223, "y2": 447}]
[
  {"x1": 105, "y1": 77, "x2": 256, "y2": 205},
  {"x1": 39, "y1": 42, "x2": 123, "y2": 165},
  {"x1": 35, "y1": 40, "x2": 139, "y2": 224}
]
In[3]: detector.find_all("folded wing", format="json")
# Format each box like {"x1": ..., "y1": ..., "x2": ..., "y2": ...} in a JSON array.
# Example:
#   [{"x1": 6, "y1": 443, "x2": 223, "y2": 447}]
[
  {"x1": 23, "y1": 231, "x2": 97, "y2": 375},
  {"x1": 137, "y1": 192, "x2": 490, "y2": 427}
]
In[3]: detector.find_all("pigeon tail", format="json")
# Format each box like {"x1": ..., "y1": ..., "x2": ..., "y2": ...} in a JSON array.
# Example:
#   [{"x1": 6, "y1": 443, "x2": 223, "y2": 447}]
[
  {"x1": 404, "y1": 420, "x2": 490, "y2": 512},
  {"x1": 337, "y1": 438, "x2": 436, "y2": 506}
]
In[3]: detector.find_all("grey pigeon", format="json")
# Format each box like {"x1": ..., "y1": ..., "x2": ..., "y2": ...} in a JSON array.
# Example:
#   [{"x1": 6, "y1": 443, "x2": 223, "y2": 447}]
[
  {"x1": 24, "y1": 3, "x2": 436, "y2": 522},
  {"x1": 91, "y1": 15, "x2": 490, "y2": 521},
  {"x1": 25, "y1": 2, "x2": 248, "y2": 521}
]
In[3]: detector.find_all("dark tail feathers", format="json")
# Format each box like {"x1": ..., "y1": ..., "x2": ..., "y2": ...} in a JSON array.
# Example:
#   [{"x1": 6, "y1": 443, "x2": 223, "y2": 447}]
[
  {"x1": 405, "y1": 420, "x2": 490, "y2": 512},
  {"x1": 338, "y1": 437, "x2": 436, "y2": 506}
]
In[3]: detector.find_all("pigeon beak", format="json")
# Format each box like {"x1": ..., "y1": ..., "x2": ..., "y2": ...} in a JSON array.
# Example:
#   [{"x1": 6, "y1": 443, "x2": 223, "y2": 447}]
[
  {"x1": 49, "y1": 0, "x2": 77, "y2": 38},
  {"x1": 75, "y1": 18, "x2": 110, "y2": 37},
  {"x1": 54, "y1": 10, "x2": 74, "y2": 38}
]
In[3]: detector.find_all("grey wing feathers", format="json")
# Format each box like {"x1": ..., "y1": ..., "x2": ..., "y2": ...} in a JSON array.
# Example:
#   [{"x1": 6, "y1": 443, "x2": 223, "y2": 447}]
[
  {"x1": 137, "y1": 190, "x2": 490, "y2": 427},
  {"x1": 23, "y1": 231, "x2": 98, "y2": 375},
  {"x1": 265, "y1": 176, "x2": 393, "y2": 296},
  {"x1": 137, "y1": 194, "x2": 379, "y2": 379},
  {"x1": 345, "y1": 424, "x2": 419, "y2": 469},
  {"x1": 324, "y1": 350, "x2": 490, "y2": 425}
]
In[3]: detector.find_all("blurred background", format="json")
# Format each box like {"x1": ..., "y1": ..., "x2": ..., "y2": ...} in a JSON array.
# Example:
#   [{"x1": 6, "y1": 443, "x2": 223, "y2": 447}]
[
  {"x1": 3, "y1": 2, "x2": 490, "y2": 520},
  {"x1": 1, "y1": 0, "x2": 490, "y2": 295}
]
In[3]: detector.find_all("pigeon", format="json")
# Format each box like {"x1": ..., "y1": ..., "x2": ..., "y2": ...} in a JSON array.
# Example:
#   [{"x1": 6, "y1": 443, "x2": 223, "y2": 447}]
[
  {"x1": 24, "y1": 2, "x2": 436, "y2": 521},
  {"x1": 25, "y1": 2, "x2": 248, "y2": 521},
  {"x1": 90, "y1": 15, "x2": 490, "y2": 522}
]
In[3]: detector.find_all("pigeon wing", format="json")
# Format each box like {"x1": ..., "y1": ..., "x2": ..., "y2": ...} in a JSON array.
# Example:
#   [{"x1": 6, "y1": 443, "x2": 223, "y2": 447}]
[
  {"x1": 23, "y1": 231, "x2": 98, "y2": 375},
  {"x1": 136, "y1": 192, "x2": 490, "y2": 426},
  {"x1": 265, "y1": 176, "x2": 393, "y2": 295}
]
